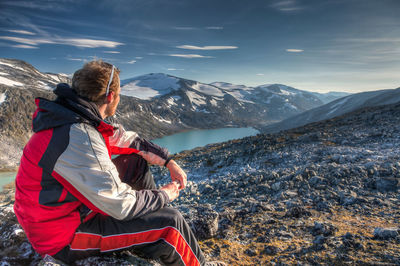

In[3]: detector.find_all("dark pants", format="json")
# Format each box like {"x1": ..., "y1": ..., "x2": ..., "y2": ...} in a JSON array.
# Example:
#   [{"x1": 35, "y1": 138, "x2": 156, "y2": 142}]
[{"x1": 54, "y1": 153, "x2": 205, "y2": 266}]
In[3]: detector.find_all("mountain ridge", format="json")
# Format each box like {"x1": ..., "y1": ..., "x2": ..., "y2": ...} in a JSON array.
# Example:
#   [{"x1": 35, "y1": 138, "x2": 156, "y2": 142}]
[{"x1": 263, "y1": 87, "x2": 400, "y2": 134}]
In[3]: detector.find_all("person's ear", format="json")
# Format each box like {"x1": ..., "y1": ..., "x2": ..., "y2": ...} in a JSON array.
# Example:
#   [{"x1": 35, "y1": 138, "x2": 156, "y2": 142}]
[{"x1": 106, "y1": 91, "x2": 114, "y2": 103}]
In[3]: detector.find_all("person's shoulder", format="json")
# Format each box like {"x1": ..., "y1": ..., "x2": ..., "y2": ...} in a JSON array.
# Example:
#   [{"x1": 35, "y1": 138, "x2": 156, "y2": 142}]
[{"x1": 69, "y1": 123, "x2": 102, "y2": 141}]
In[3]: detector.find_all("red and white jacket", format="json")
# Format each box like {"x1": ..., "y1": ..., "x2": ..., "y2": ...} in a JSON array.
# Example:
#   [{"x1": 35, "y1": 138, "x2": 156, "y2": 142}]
[{"x1": 14, "y1": 83, "x2": 170, "y2": 256}]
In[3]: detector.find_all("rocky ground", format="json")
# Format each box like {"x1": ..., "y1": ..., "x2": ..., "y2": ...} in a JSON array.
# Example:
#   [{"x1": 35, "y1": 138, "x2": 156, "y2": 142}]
[{"x1": 1, "y1": 102, "x2": 399, "y2": 265}]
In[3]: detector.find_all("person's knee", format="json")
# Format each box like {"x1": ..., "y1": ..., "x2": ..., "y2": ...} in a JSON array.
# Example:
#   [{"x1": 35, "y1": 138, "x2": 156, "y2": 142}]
[{"x1": 161, "y1": 207, "x2": 185, "y2": 228}]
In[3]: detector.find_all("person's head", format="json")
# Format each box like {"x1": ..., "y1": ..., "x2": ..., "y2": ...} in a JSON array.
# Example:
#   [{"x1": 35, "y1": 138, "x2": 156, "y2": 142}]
[{"x1": 72, "y1": 60, "x2": 121, "y2": 117}]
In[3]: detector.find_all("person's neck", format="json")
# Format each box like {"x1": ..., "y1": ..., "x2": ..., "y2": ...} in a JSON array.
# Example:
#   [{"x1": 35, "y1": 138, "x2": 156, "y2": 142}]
[{"x1": 98, "y1": 104, "x2": 107, "y2": 119}]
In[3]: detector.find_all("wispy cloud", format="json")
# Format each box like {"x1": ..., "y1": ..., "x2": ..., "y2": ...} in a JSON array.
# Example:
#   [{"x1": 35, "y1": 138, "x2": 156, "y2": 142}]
[
  {"x1": 271, "y1": 0, "x2": 304, "y2": 12},
  {"x1": 172, "y1": 26, "x2": 197, "y2": 30},
  {"x1": 339, "y1": 38, "x2": 400, "y2": 43},
  {"x1": 2, "y1": 0, "x2": 73, "y2": 11},
  {"x1": 173, "y1": 26, "x2": 224, "y2": 31},
  {"x1": 7, "y1": 29, "x2": 36, "y2": 35},
  {"x1": 286, "y1": 49, "x2": 304, "y2": 53},
  {"x1": 65, "y1": 55, "x2": 117, "y2": 63},
  {"x1": 103, "y1": 51, "x2": 120, "y2": 54},
  {"x1": 256, "y1": 73, "x2": 265, "y2": 76},
  {"x1": 66, "y1": 57, "x2": 85, "y2": 62},
  {"x1": 12, "y1": 44, "x2": 38, "y2": 49},
  {"x1": 205, "y1": 26, "x2": 223, "y2": 30},
  {"x1": 135, "y1": 57, "x2": 143, "y2": 59},
  {"x1": 168, "y1": 54, "x2": 214, "y2": 58},
  {"x1": 167, "y1": 68, "x2": 184, "y2": 71},
  {"x1": 176, "y1": 45, "x2": 238, "y2": 50},
  {"x1": 0, "y1": 36, "x2": 124, "y2": 48},
  {"x1": 126, "y1": 60, "x2": 136, "y2": 64}
]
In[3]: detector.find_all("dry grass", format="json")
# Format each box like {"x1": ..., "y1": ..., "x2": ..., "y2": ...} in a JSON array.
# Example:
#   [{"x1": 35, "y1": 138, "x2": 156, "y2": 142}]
[{"x1": 200, "y1": 207, "x2": 400, "y2": 265}]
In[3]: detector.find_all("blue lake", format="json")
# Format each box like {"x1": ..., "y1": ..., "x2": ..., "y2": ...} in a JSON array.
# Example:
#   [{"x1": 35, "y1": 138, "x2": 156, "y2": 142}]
[
  {"x1": 0, "y1": 127, "x2": 259, "y2": 190},
  {"x1": 151, "y1": 127, "x2": 259, "y2": 154},
  {"x1": 0, "y1": 172, "x2": 16, "y2": 192}
]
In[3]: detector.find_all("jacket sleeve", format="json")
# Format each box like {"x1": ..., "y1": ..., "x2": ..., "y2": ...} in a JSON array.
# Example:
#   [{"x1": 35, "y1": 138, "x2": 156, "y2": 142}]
[
  {"x1": 53, "y1": 123, "x2": 169, "y2": 220},
  {"x1": 109, "y1": 124, "x2": 169, "y2": 159}
]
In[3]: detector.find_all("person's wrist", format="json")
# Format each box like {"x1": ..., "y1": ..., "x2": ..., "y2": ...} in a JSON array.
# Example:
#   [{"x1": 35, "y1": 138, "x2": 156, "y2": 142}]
[
  {"x1": 166, "y1": 159, "x2": 179, "y2": 170},
  {"x1": 164, "y1": 157, "x2": 173, "y2": 167}
]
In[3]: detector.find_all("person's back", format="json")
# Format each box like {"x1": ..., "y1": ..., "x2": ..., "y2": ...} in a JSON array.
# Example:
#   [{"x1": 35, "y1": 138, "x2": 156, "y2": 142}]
[{"x1": 15, "y1": 123, "x2": 82, "y2": 255}]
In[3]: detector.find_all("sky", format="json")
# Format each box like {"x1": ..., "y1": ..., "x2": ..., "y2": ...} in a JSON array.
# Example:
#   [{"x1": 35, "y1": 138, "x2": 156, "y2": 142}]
[{"x1": 0, "y1": 0, "x2": 399, "y2": 93}]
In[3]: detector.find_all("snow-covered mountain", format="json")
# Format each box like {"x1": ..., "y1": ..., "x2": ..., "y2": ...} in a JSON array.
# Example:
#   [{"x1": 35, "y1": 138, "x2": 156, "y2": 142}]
[
  {"x1": 120, "y1": 74, "x2": 344, "y2": 128},
  {"x1": 263, "y1": 87, "x2": 400, "y2": 134},
  {"x1": 0, "y1": 58, "x2": 69, "y2": 90}
]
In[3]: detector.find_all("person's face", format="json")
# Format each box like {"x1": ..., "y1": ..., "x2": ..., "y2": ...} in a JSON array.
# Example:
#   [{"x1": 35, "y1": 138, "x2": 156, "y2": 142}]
[{"x1": 105, "y1": 77, "x2": 120, "y2": 117}]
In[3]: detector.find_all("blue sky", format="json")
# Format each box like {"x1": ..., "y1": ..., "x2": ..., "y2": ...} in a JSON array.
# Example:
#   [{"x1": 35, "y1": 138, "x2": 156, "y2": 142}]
[{"x1": 0, "y1": 0, "x2": 399, "y2": 93}]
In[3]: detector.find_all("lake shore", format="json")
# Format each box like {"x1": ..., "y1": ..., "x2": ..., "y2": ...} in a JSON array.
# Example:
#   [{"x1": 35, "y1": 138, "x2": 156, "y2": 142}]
[{"x1": 0, "y1": 167, "x2": 18, "y2": 173}]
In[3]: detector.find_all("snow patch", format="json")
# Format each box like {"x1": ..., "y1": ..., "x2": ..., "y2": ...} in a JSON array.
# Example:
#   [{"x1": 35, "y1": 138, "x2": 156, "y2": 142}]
[
  {"x1": 211, "y1": 82, "x2": 253, "y2": 92},
  {"x1": 121, "y1": 73, "x2": 180, "y2": 100},
  {"x1": 0, "y1": 72, "x2": 9, "y2": 76},
  {"x1": 284, "y1": 102, "x2": 298, "y2": 110},
  {"x1": 47, "y1": 74, "x2": 61, "y2": 82},
  {"x1": 279, "y1": 89, "x2": 295, "y2": 96},
  {"x1": 186, "y1": 91, "x2": 206, "y2": 107},
  {"x1": 0, "y1": 93, "x2": 6, "y2": 105},
  {"x1": 38, "y1": 81, "x2": 53, "y2": 90},
  {"x1": 226, "y1": 90, "x2": 255, "y2": 103},
  {"x1": 0, "y1": 76, "x2": 23, "y2": 87},
  {"x1": 167, "y1": 97, "x2": 177, "y2": 106},
  {"x1": 153, "y1": 116, "x2": 172, "y2": 124},
  {"x1": 210, "y1": 98, "x2": 218, "y2": 106},
  {"x1": 0, "y1": 61, "x2": 25, "y2": 71},
  {"x1": 192, "y1": 82, "x2": 224, "y2": 97}
]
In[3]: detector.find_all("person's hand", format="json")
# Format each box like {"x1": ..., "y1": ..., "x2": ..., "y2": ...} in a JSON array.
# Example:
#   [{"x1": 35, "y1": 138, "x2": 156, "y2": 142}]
[
  {"x1": 138, "y1": 151, "x2": 165, "y2": 166},
  {"x1": 161, "y1": 181, "x2": 180, "y2": 202},
  {"x1": 166, "y1": 160, "x2": 187, "y2": 190}
]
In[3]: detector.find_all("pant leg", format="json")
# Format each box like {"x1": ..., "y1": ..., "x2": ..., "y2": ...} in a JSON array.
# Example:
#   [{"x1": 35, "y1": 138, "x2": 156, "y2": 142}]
[
  {"x1": 54, "y1": 207, "x2": 206, "y2": 266},
  {"x1": 112, "y1": 153, "x2": 156, "y2": 190}
]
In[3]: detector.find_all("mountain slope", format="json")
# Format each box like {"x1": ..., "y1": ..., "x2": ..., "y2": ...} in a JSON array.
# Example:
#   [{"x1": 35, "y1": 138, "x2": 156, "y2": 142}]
[
  {"x1": 0, "y1": 58, "x2": 69, "y2": 90},
  {"x1": 263, "y1": 87, "x2": 400, "y2": 134},
  {"x1": 121, "y1": 75, "x2": 342, "y2": 128},
  {"x1": 150, "y1": 101, "x2": 400, "y2": 265}
]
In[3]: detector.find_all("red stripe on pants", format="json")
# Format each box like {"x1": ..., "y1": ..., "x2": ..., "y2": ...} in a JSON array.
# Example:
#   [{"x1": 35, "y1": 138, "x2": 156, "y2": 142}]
[{"x1": 70, "y1": 226, "x2": 200, "y2": 266}]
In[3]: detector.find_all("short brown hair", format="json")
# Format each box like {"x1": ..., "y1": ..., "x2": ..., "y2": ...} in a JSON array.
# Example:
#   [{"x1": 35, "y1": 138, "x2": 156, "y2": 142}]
[{"x1": 72, "y1": 60, "x2": 120, "y2": 104}]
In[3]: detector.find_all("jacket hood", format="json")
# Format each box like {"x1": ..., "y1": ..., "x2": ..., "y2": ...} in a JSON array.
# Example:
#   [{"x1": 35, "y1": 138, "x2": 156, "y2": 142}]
[{"x1": 32, "y1": 83, "x2": 104, "y2": 132}]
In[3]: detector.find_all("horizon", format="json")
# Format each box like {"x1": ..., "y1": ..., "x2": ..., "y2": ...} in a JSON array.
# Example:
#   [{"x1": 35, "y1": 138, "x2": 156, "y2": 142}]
[{"x1": 0, "y1": 0, "x2": 399, "y2": 93}]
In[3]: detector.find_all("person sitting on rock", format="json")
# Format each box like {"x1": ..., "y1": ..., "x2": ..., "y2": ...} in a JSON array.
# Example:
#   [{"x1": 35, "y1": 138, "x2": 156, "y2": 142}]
[{"x1": 13, "y1": 60, "x2": 224, "y2": 265}]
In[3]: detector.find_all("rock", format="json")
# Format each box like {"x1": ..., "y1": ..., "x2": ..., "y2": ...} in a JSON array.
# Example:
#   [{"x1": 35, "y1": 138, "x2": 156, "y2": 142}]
[
  {"x1": 339, "y1": 191, "x2": 358, "y2": 205},
  {"x1": 262, "y1": 245, "x2": 281, "y2": 255},
  {"x1": 375, "y1": 178, "x2": 399, "y2": 192},
  {"x1": 310, "y1": 222, "x2": 338, "y2": 236},
  {"x1": 339, "y1": 233, "x2": 364, "y2": 251},
  {"x1": 189, "y1": 206, "x2": 219, "y2": 240},
  {"x1": 245, "y1": 248, "x2": 257, "y2": 257},
  {"x1": 285, "y1": 206, "x2": 311, "y2": 218},
  {"x1": 373, "y1": 227, "x2": 399, "y2": 240},
  {"x1": 312, "y1": 235, "x2": 326, "y2": 250},
  {"x1": 309, "y1": 176, "x2": 325, "y2": 187},
  {"x1": 313, "y1": 235, "x2": 325, "y2": 245},
  {"x1": 271, "y1": 182, "x2": 281, "y2": 191},
  {"x1": 38, "y1": 255, "x2": 67, "y2": 266}
]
